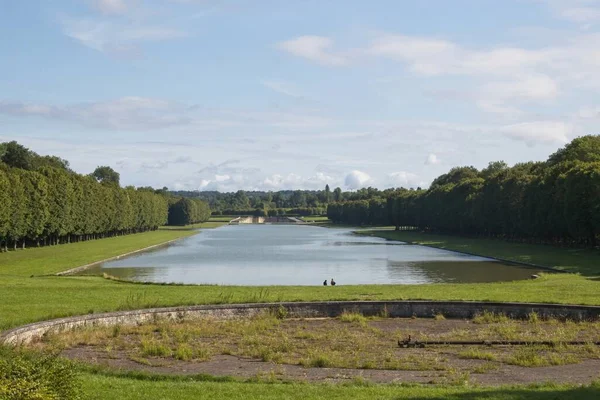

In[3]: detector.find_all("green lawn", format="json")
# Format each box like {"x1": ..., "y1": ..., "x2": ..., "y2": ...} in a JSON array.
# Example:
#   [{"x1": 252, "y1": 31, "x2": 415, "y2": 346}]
[
  {"x1": 2, "y1": 223, "x2": 600, "y2": 398},
  {"x1": 160, "y1": 221, "x2": 227, "y2": 230},
  {"x1": 360, "y1": 229, "x2": 600, "y2": 277},
  {"x1": 81, "y1": 374, "x2": 600, "y2": 400}
]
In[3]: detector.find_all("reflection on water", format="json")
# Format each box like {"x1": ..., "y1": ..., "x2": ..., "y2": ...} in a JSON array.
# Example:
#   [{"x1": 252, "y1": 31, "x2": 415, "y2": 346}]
[{"x1": 85, "y1": 225, "x2": 543, "y2": 285}]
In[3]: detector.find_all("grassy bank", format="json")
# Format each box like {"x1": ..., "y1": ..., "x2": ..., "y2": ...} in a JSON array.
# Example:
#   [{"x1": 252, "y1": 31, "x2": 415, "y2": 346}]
[
  {"x1": 80, "y1": 374, "x2": 600, "y2": 400},
  {"x1": 0, "y1": 229, "x2": 199, "y2": 277},
  {"x1": 360, "y1": 229, "x2": 600, "y2": 277},
  {"x1": 1, "y1": 222, "x2": 599, "y2": 331}
]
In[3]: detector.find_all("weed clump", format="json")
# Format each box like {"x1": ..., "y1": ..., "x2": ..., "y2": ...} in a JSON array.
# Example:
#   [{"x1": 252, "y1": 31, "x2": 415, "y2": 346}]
[
  {"x1": 140, "y1": 338, "x2": 171, "y2": 357},
  {"x1": 0, "y1": 347, "x2": 81, "y2": 400},
  {"x1": 473, "y1": 311, "x2": 509, "y2": 324},
  {"x1": 458, "y1": 348, "x2": 497, "y2": 361},
  {"x1": 174, "y1": 343, "x2": 194, "y2": 361},
  {"x1": 340, "y1": 311, "x2": 367, "y2": 325}
]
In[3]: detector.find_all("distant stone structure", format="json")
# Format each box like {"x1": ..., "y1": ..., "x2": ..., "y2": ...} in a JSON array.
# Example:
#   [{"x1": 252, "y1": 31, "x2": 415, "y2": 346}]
[{"x1": 229, "y1": 216, "x2": 305, "y2": 225}]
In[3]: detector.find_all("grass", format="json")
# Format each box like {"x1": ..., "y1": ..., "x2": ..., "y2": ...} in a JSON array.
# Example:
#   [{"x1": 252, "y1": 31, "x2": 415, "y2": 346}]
[
  {"x1": 458, "y1": 348, "x2": 497, "y2": 361},
  {"x1": 0, "y1": 229, "x2": 200, "y2": 277},
  {"x1": 506, "y1": 347, "x2": 580, "y2": 367},
  {"x1": 359, "y1": 229, "x2": 600, "y2": 276},
  {"x1": 79, "y1": 374, "x2": 600, "y2": 400},
  {"x1": 339, "y1": 311, "x2": 368, "y2": 325},
  {"x1": 36, "y1": 313, "x2": 600, "y2": 374},
  {"x1": 2, "y1": 272, "x2": 600, "y2": 331}
]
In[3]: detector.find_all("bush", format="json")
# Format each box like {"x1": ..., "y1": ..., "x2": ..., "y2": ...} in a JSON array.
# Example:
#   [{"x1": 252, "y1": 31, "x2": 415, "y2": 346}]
[{"x1": 0, "y1": 346, "x2": 81, "y2": 400}]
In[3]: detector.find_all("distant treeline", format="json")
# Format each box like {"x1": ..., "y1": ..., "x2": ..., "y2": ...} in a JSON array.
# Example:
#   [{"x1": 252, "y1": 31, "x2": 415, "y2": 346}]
[
  {"x1": 171, "y1": 186, "x2": 343, "y2": 213},
  {"x1": 0, "y1": 142, "x2": 209, "y2": 250},
  {"x1": 212, "y1": 207, "x2": 326, "y2": 217},
  {"x1": 328, "y1": 135, "x2": 600, "y2": 247}
]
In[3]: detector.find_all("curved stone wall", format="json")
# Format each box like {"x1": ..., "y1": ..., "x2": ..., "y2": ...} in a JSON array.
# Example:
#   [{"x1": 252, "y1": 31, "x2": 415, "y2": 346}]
[{"x1": 2, "y1": 301, "x2": 599, "y2": 346}]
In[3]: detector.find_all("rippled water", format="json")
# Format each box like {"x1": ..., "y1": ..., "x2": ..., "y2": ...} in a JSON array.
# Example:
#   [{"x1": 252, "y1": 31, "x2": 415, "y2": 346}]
[{"x1": 86, "y1": 225, "x2": 542, "y2": 285}]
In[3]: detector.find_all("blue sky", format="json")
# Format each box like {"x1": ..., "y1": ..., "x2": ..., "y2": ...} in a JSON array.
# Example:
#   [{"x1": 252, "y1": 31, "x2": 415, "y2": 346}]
[{"x1": 1, "y1": 0, "x2": 599, "y2": 191}]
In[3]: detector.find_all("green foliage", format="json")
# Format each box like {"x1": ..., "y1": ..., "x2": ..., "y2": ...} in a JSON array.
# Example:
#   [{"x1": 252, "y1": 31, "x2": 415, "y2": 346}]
[
  {"x1": 91, "y1": 166, "x2": 120, "y2": 186},
  {"x1": 0, "y1": 347, "x2": 81, "y2": 400},
  {"x1": 167, "y1": 197, "x2": 211, "y2": 226},
  {"x1": 0, "y1": 141, "x2": 173, "y2": 250}
]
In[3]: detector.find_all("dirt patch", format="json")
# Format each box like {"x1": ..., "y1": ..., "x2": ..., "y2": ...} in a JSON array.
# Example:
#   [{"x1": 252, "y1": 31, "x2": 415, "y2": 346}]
[
  {"x1": 36, "y1": 313, "x2": 600, "y2": 386},
  {"x1": 63, "y1": 346, "x2": 600, "y2": 386}
]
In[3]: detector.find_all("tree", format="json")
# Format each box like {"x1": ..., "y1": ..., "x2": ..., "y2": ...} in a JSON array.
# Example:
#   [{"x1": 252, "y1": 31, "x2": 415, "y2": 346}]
[
  {"x1": 1, "y1": 141, "x2": 33, "y2": 170},
  {"x1": 333, "y1": 187, "x2": 342, "y2": 202},
  {"x1": 324, "y1": 184, "x2": 332, "y2": 203},
  {"x1": 480, "y1": 161, "x2": 508, "y2": 179},
  {"x1": 92, "y1": 166, "x2": 120, "y2": 186},
  {"x1": 548, "y1": 135, "x2": 600, "y2": 166},
  {"x1": 0, "y1": 168, "x2": 11, "y2": 251}
]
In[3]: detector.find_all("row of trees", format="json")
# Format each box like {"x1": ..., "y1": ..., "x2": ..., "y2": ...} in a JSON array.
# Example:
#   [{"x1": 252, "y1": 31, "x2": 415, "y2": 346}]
[
  {"x1": 172, "y1": 185, "x2": 345, "y2": 213},
  {"x1": 328, "y1": 135, "x2": 600, "y2": 247},
  {"x1": 0, "y1": 141, "x2": 210, "y2": 250},
  {"x1": 212, "y1": 207, "x2": 327, "y2": 217},
  {"x1": 167, "y1": 198, "x2": 211, "y2": 226}
]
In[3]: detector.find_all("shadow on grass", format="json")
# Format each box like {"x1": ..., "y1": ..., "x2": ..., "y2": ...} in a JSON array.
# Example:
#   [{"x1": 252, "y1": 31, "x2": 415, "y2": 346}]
[
  {"x1": 421, "y1": 385, "x2": 600, "y2": 400},
  {"x1": 364, "y1": 230, "x2": 600, "y2": 277}
]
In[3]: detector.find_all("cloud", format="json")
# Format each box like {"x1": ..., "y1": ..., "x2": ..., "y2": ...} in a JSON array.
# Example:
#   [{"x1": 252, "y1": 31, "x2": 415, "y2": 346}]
[
  {"x1": 190, "y1": 171, "x2": 335, "y2": 192},
  {"x1": 93, "y1": 0, "x2": 128, "y2": 15},
  {"x1": 277, "y1": 36, "x2": 347, "y2": 66},
  {"x1": 386, "y1": 171, "x2": 422, "y2": 188},
  {"x1": 368, "y1": 34, "x2": 553, "y2": 77},
  {"x1": 344, "y1": 170, "x2": 372, "y2": 190},
  {"x1": 537, "y1": 0, "x2": 600, "y2": 24},
  {"x1": 261, "y1": 80, "x2": 302, "y2": 98},
  {"x1": 575, "y1": 106, "x2": 600, "y2": 119},
  {"x1": 0, "y1": 97, "x2": 333, "y2": 132},
  {"x1": 59, "y1": 14, "x2": 186, "y2": 56},
  {"x1": 425, "y1": 153, "x2": 440, "y2": 165},
  {"x1": 501, "y1": 121, "x2": 571, "y2": 146}
]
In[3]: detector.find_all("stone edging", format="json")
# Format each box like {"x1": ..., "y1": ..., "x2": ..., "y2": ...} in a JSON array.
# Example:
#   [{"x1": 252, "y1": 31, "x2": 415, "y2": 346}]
[
  {"x1": 56, "y1": 237, "x2": 188, "y2": 276},
  {"x1": 2, "y1": 301, "x2": 599, "y2": 346}
]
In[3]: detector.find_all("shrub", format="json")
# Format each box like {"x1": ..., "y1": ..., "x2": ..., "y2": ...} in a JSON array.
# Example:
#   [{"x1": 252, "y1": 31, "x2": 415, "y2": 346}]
[{"x1": 0, "y1": 346, "x2": 81, "y2": 400}]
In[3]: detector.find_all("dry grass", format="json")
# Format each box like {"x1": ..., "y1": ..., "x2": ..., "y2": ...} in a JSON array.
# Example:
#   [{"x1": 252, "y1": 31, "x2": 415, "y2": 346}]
[{"x1": 37, "y1": 313, "x2": 600, "y2": 375}]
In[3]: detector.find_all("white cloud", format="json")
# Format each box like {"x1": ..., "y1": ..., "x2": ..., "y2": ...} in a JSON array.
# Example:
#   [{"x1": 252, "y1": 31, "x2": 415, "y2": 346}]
[
  {"x1": 425, "y1": 153, "x2": 440, "y2": 165},
  {"x1": 94, "y1": 0, "x2": 128, "y2": 15},
  {"x1": 344, "y1": 170, "x2": 372, "y2": 190},
  {"x1": 261, "y1": 80, "x2": 302, "y2": 98},
  {"x1": 501, "y1": 121, "x2": 571, "y2": 146},
  {"x1": 386, "y1": 171, "x2": 422, "y2": 188},
  {"x1": 60, "y1": 15, "x2": 186, "y2": 55},
  {"x1": 575, "y1": 106, "x2": 600, "y2": 119},
  {"x1": 537, "y1": 0, "x2": 600, "y2": 24},
  {"x1": 0, "y1": 97, "x2": 333, "y2": 132},
  {"x1": 277, "y1": 36, "x2": 347, "y2": 66}
]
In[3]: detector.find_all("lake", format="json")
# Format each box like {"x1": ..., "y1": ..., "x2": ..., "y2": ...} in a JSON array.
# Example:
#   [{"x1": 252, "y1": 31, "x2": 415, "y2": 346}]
[{"x1": 86, "y1": 225, "x2": 543, "y2": 285}]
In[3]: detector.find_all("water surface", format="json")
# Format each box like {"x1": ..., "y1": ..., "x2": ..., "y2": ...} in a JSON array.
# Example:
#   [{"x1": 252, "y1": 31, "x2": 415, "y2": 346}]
[{"x1": 87, "y1": 225, "x2": 542, "y2": 285}]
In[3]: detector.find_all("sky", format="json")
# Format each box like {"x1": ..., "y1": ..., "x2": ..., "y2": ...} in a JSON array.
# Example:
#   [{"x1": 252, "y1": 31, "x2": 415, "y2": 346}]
[{"x1": 1, "y1": 0, "x2": 599, "y2": 192}]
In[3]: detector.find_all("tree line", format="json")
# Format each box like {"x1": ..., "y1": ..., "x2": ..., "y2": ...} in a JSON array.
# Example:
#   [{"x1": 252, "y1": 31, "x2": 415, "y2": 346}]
[
  {"x1": 172, "y1": 185, "x2": 342, "y2": 214},
  {"x1": 328, "y1": 135, "x2": 600, "y2": 247},
  {"x1": 167, "y1": 197, "x2": 211, "y2": 226},
  {"x1": 0, "y1": 141, "x2": 209, "y2": 251}
]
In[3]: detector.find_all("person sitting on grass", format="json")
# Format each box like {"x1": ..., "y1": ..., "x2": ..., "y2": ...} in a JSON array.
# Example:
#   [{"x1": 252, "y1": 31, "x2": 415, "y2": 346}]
[{"x1": 330, "y1": 278, "x2": 336, "y2": 286}]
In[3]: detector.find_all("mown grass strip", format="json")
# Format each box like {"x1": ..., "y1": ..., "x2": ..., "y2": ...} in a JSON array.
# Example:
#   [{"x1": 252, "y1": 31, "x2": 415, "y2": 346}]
[{"x1": 360, "y1": 229, "x2": 600, "y2": 276}]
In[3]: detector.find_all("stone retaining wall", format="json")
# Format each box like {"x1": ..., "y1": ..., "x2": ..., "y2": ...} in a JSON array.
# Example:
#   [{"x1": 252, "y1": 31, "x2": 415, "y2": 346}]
[{"x1": 2, "y1": 301, "x2": 599, "y2": 346}]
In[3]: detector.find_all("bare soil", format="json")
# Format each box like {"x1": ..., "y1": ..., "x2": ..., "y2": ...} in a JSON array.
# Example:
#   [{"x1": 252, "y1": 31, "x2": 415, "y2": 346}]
[{"x1": 43, "y1": 316, "x2": 600, "y2": 386}]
